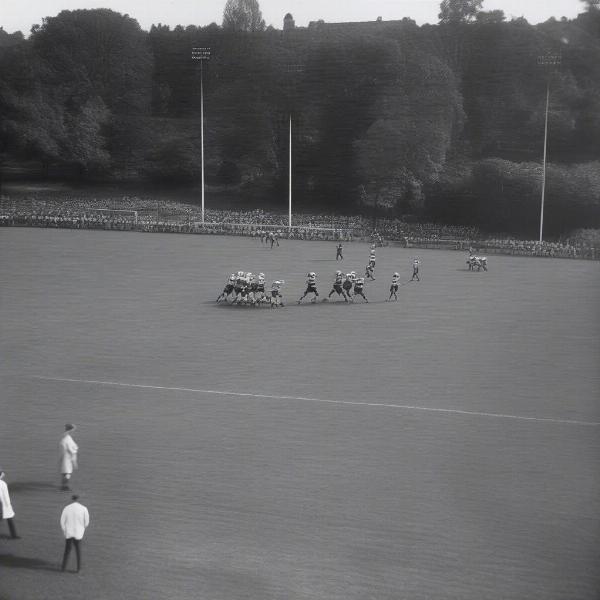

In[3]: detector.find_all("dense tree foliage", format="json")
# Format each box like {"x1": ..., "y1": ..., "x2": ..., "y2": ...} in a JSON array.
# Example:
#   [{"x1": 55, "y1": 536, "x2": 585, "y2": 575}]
[
  {"x1": 438, "y1": 0, "x2": 483, "y2": 23},
  {"x1": 1, "y1": 5, "x2": 599, "y2": 236},
  {"x1": 222, "y1": 0, "x2": 265, "y2": 32}
]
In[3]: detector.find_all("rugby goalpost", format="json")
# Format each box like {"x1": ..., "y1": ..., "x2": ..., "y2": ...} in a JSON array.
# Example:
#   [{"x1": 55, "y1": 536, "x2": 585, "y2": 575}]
[
  {"x1": 187, "y1": 221, "x2": 348, "y2": 239},
  {"x1": 83, "y1": 208, "x2": 138, "y2": 224}
]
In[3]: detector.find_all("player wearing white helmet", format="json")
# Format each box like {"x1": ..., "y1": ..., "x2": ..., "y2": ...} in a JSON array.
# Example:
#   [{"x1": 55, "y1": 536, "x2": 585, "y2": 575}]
[
  {"x1": 217, "y1": 273, "x2": 236, "y2": 303},
  {"x1": 253, "y1": 273, "x2": 266, "y2": 304},
  {"x1": 342, "y1": 272, "x2": 354, "y2": 302},
  {"x1": 245, "y1": 272, "x2": 256, "y2": 304},
  {"x1": 298, "y1": 272, "x2": 319, "y2": 304},
  {"x1": 232, "y1": 272, "x2": 249, "y2": 304},
  {"x1": 231, "y1": 272, "x2": 245, "y2": 303},
  {"x1": 353, "y1": 275, "x2": 368, "y2": 302},
  {"x1": 365, "y1": 262, "x2": 375, "y2": 281},
  {"x1": 388, "y1": 272, "x2": 400, "y2": 301},
  {"x1": 327, "y1": 270, "x2": 348, "y2": 302},
  {"x1": 270, "y1": 280, "x2": 285, "y2": 307}
]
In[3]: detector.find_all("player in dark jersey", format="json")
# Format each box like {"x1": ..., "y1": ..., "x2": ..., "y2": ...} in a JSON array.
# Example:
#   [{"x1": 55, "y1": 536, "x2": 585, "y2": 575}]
[
  {"x1": 353, "y1": 276, "x2": 368, "y2": 302},
  {"x1": 335, "y1": 243, "x2": 344, "y2": 261},
  {"x1": 231, "y1": 271, "x2": 246, "y2": 304},
  {"x1": 253, "y1": 273, "x2": 267, "y2": 304},
  {"x1": 298, "y1": 272, "x2": 319, "y2": 303},
  {"x1": 236, "y1": 273, "x2": 252, "y2": 304},
  {"x1": 247, "y1": 273, "x2": 259, "y2": 304},
  {"x1": 217, "y1": 273, "x2": 237, "y2": 303},
  {"x1": 411, "y1": 258, "x2": 420, "y2": 281},
  {"x1": 342, "y1": 272, "x2": 354, "y2": 302},
  {"x1": 387, "y1": 272, "x2": 400, "y2": 301},
  {"x1": 365, "y1": 262, "x2": 375, "y2": 281},
  {"x1": 327, "y1": 270, "x2": 348, "y2": 302},
  {"x1": 270, "y1": 280, "x2": 285, "y2": 307}
]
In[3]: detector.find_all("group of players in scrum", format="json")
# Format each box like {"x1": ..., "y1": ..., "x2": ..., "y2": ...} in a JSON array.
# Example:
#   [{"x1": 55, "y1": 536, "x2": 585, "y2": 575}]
[
  {"x1": 467, "y1": 254, "x2": 488, "y2": 271},
  {"x1": 216, "y1": 245, "x2": 422, "y2": 307},
  {"x1": 216, "y1": 272, "x2": 286, "y2": 307}
]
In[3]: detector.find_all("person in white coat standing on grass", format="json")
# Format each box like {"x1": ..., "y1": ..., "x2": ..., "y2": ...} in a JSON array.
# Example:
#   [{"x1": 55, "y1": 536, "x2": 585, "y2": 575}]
[
  {"x1": 60, "y1": 495, "x2": 89, "y2": 572},
  {"x1": 59, "y1": 423, "x2": 78, "y2": 491},
  {"x1": 0, "y1": 470, "x2": 20, "y2": 539}
]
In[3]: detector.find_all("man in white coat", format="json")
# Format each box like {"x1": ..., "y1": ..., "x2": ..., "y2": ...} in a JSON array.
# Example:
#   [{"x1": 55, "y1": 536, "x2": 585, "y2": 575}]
[
  {"x1": 59, "y1": 423, "x2": 79, "y2": 491},
  {"x1": 0, "y1": 470, "x2": 20, "y2": 539},
  {"x1": 60, "y1": 495, "x2": 89, "y2": 572}
]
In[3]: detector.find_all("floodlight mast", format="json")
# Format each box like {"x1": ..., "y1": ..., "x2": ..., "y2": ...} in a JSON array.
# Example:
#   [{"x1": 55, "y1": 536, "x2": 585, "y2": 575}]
[
  {"x1": 287, "y1": 63, "x2": 303, "y2": 232},
  {"x1": 536, "y1": 51, "x2": 561, "y2": 243},
  {"x1": 289, "y1": 116, "x2": 292, "y2": 231},
  {"x1": 192, "y1": 47, "x2": 211, "y2": 224}
]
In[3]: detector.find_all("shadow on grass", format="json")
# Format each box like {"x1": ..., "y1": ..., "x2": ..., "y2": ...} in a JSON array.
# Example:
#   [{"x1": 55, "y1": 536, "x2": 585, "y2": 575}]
[
  {"x1": 212, "y1": 298, "x2": 382, "y2": 309},
  {"x1": 9, "y1": 481, "x2": 59, "y2": 493},
  {"x1": 0, "y1": 553, "x2": 58, "y2": 572}
]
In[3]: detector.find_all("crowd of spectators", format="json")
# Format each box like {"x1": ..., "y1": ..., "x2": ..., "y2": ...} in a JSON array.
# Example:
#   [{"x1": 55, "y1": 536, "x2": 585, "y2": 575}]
[
  {"x1": 472, "y1": 238, "x2": 598, "y2": 260},
  {"x1": 0, "y1": 195, "x2": 597, "y2": 260}
]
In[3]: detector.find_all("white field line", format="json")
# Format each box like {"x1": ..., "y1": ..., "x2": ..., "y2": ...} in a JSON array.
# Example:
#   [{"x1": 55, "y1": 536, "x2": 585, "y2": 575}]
[{"x1": 30, "y1": 376, "x2": 600, "y2": 427}]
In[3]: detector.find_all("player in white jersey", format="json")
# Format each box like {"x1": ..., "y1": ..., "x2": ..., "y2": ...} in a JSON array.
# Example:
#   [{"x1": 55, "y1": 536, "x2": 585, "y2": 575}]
[
  {"x1": 388, "y1": 272, "x2": 400, "y2": 301},
  {"x1": 270, "y1": 280, "x2": 285, "y2": 307},
  {"x1": 217, "y1": 273, "x2": 236, "y2": 303},
  {"x1": 298, "y1": 272, "x2": 319, "y2": 303}
]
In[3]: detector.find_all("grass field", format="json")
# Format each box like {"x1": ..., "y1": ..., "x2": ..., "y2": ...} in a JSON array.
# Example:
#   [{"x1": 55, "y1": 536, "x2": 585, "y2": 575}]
[{"x1": 1, "y1": 228, "x2": 599, "y2": 600}]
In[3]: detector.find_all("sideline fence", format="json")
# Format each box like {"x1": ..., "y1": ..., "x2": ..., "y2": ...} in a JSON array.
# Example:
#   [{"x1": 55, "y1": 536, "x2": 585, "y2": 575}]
[{"x1": 1, "y1": 196, "x2": 597, "y2": 259}]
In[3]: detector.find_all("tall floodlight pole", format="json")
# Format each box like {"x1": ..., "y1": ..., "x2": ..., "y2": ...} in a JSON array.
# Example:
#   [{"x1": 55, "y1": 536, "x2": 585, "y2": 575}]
[
  {"x1": 192, "y1": 47, "x2": 210, "y2": 224},
  {"x1": 539, "y1": 81, "x2": 550, "y2": 243},
  {"x1": 289, "y1": 117, "x2": 292, "y2": 231},
  {"x1": 286, "y1": 63, "x2": 303, "y2": 232},
  {"x1": 536, "y1": 51, "x2": 561, "y2": 243}
]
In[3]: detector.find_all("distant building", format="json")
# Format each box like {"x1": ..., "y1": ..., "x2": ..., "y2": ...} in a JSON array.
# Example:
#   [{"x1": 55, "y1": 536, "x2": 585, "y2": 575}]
[
  {"x1": 283, "y1": 13, "x2": 295, "y2": 31},
  {"x1": 281, "y1": 14, "x2": 416, "y2": 36},
  {"x1": 307, "y1": 16, "x2": 413, "y2": 32}
]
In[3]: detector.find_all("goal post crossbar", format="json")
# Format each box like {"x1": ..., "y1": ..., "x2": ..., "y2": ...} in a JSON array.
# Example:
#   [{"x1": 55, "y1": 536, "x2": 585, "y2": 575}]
[
  {"x1": 189, "y1": 221, "x2": 348, "y2": 233},
  {"x1": 83, "y1": 208, "x2": 139, "y2": 224}
]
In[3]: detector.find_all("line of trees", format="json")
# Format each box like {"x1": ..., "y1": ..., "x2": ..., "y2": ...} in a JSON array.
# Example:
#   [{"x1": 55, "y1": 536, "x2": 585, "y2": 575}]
[{"x1": 0, "y1": 0, "x2": 599, "y2": 236}]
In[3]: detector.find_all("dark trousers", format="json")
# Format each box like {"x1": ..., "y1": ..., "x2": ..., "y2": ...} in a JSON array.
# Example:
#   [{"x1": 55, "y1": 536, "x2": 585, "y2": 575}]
[
  {"x1": 4, "y1": 517, "x2": 18, "y2": 538},
  {"x1": 61, "y1": 538, "x2": 81, "y2": 571}
]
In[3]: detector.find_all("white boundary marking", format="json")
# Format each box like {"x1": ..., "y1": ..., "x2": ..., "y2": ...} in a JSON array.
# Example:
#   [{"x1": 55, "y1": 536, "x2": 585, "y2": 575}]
[{"x1": 31, "y1": 376, "x2": 600, "y2": 427}]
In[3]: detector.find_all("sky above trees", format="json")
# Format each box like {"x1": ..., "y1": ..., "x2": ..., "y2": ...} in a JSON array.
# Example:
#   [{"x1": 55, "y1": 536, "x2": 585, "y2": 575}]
[{"x1": 0, "y1": 0, "x2": 586, "y2": 35}]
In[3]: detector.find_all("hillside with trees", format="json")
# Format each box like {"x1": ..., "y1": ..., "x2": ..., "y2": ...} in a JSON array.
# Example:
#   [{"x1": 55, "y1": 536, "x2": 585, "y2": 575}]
[{"x1": 0, "y1": 0, "x2": 599, "y2": 236}]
